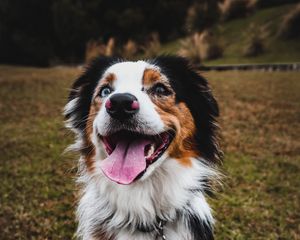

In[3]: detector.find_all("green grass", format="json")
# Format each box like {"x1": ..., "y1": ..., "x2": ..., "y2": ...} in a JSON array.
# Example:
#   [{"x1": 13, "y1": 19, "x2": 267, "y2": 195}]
[
  {"x1": 159, "y1": 4, "x2": 300, "y2": 64},
  {"x1": 207, "y1": 71, "x2": 300, "y2": 239},
  {"x1": 0, "y1": 66, "x2": 78, "y2": 239},
  {"x1": 0, "y1": 66, "x2": 299, "y2": 239}
]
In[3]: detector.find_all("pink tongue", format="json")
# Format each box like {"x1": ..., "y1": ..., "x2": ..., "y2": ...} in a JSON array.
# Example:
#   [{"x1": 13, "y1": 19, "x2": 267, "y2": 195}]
[{"x1": 100, "y1": 138, "x2": 151, "y2": 185}]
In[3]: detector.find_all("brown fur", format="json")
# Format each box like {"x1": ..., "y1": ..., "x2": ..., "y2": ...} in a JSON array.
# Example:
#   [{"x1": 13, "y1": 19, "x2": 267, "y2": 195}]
[
  {"x1": 103, "y1": 73, "x2": 116, "y2": 85},
  {"x1": 143, "y1": 68, "x2": 199, "y2": 167},
  {"x1": 83, "y1": 73, "x2": 116, "y2": 172},
  {"x1": 142, "y1": 68, "x2": 161, "y2": 85},
  {"x1": 84, "y1": 104, "x2": 97, "y2": 172},
  {"x1": 151, "y1": 93, "x2": 198, "y2": 167}
]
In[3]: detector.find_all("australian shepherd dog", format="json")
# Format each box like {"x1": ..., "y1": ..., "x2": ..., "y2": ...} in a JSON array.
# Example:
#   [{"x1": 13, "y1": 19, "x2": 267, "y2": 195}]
[{"x1": 64, "y1": 56, "x2": 222, "y2": 240}]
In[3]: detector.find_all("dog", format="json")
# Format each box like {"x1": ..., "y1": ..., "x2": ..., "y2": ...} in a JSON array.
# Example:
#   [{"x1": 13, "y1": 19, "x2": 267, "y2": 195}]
[{"x1": 64, "y1": 56, "x2": 221, "y2": 240}]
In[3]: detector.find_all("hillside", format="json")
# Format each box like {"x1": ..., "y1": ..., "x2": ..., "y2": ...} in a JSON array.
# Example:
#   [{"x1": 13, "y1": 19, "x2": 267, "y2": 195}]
[{"x1": 159, "y1": 3, "x2": 300, "y2": 64}]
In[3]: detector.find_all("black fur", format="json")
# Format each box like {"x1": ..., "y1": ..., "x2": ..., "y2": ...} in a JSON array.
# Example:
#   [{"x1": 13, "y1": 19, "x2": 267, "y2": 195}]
[
  {"x1": 152, "y1": 56, "x2": 221, "y2": 163},
  {"x1": 65, "y1": 57, "x2": 119, "y2": 131},
  {"x1": 187, "y1": 213, "x2": 214, "y2": 240}
]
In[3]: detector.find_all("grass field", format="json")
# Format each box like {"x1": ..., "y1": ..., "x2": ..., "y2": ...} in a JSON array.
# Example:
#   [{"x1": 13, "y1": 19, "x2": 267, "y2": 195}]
[{"x1": 0, "y1": 66, "x2": 299, "y2": 239}]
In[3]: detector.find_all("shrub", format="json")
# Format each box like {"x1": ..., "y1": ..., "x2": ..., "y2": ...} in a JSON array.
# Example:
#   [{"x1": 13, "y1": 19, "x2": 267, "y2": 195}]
[
  {"x1": 122, "y1": 40, "x2": 138, "y2": 59},
  {"x1": 178, "y1": 33, "x2": 202, "y2": 63},
  {"x1": 198, "y1": 31, "x2": 224, "y2": 61},
  {"x1": 220, "y1": 0, "x2": 253, "y2": 21},
  {"x1": 142, "y1": 33, "x2": 161, "y2": 58},
  {"x1": 178, "y1": 31, "x2": 223, "y2": 63},
  {"x1": 105, "y1": 38, "x2": 115, "y2": 57},
  {"x1": 278, "y1": 4, "x2": 300, "y2": 39},
  {"x1": 85, "y1": 37, "x2": 115, "y2": 63},
  {"x1": 185, "y1": 1, "x2": 220, "y2": 33},
  {"x1": 243, "y1": 37, "x2": 265, "y2": 57},
  {"x1": 243, "y1": 24, "x2": 269, "y2": 57}
]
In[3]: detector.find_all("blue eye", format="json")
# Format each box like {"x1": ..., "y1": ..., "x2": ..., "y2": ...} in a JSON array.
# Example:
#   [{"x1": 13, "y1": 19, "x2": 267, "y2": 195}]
[
  {"x1": 152, "y1": 83, "x2": 170, "y2": 96},
  {"x1": 100, "y1": 86, "x2": 112, "y2": 98}
]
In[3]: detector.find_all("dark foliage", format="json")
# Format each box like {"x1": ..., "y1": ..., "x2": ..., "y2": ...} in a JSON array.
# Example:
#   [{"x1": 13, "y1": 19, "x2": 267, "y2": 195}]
[
  {"x1": 185, "y1": 1, "x2": 221, "y2": 33},
  {"x1": 0, "y1": 0, "x2": 298, "y2": 66},
  {"x1": 221, "y1": 0, "x2": 252, "y2": 21},
  {"x1": 255, "y1": 0, "x2": 300, "y2": 9},
  {"x1": 243, "y1": 38, "x2": 265, "y2": 57},
  {"x1": 0, "y1": 0, "x2": 55, "y2": 66},
  {"x1": 0, "y1": 0, "x2": 201, "y2": 66}
]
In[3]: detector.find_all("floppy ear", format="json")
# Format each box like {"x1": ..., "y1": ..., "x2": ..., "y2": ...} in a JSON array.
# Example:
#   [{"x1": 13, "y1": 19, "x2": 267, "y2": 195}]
[
  {"x1": 64, "y1": 57, "x2": 118, "y2": 133},
  {"x1": 152, "y1": 56, "x2": 221, "y2": 163}
]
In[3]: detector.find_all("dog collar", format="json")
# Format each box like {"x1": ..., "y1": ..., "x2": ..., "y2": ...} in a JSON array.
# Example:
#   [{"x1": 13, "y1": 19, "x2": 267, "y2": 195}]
[
  {"x1": 154, "y1": 219, "x2": 167, "y2": 240},
  {"x1": 136, "y1": 218, "x2": 167, "y2": 240}
]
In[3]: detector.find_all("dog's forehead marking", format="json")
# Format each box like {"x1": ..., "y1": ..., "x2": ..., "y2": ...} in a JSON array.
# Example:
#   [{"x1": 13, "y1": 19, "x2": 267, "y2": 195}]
[{"x1": 104, "y1": 61, "x2": 158, "y2": 91}]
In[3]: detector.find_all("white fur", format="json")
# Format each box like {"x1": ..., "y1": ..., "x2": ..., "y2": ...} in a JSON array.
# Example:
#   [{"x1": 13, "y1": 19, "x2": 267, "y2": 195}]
[
  {"x1": 64, "y1": 97, "x2": 80, "y2": 133},
  {"x1": 76, "y1": 157, "x2": 216, "y2": 240}
]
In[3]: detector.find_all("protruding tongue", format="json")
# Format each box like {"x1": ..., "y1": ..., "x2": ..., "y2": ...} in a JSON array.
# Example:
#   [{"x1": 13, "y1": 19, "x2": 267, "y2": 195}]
[{"x1": 100, "y1": 138, "x2": 151, "y2": 185}]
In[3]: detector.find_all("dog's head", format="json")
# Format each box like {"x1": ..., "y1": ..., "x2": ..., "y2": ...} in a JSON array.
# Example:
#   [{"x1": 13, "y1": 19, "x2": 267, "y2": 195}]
[{"x1": 65, "y1": 56, "x2": 220, "y2": 185}]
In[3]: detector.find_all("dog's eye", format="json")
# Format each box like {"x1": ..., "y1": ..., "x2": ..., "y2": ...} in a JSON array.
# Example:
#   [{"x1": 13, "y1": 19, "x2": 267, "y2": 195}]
[
  {"x1": 99, "y1": 86, "x2": 113, "y2": 98},
  {"x1": 151, "y1": 83, "x2": 171, "y2": 96}
]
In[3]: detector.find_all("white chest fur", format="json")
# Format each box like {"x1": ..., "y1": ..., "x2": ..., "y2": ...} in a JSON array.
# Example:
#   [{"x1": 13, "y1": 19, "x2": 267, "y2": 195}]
[{"x1": 76, "y1": 157, "x2": 216, "y2": 240}]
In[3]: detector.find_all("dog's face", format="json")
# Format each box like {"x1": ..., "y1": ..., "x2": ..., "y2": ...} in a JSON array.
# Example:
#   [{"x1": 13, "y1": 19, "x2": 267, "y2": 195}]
[{"x1": 65, "y1": 56, "x2": 220, "y2": 185}]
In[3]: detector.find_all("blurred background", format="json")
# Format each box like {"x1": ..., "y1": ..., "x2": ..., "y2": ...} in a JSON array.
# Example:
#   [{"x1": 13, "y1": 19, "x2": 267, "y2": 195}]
[
  {"x1": 1, "y1": 0, "x2": 300, "y2": 65},
  {"x1": 0, "y1": 0, "x2": 299, "y2": 239}
]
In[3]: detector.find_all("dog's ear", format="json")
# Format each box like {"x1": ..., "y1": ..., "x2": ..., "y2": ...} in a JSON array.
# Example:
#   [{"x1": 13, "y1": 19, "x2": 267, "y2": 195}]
[
  {"x1": 152, "y1": 56, "x2": 221, "y2": 163},
  {"x1": 64, "y1": 57, "x2": 118, "y2": 133}
]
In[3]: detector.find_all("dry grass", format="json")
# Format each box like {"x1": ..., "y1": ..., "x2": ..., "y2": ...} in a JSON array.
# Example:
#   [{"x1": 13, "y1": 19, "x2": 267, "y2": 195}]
[
  {"x1": 85, "y1": 37, "x2": 116, "y2": 63},
  {"x1": 0, "y1": 66, "x2": 78, "y2": 239},
  {"x1": 208, "y1": 71, "x2": 300, "y2": 239},
  {"x1": 0, "y1": 66, "x2": 299, "y2": 239},
  {"x1": 178, "y1": 31, "x2": 223, "y2": 63},
  {"x1": 278, "y1": 3, "x2": 300, "y2": 39},
  {"x1": 122, "y1": 40, "x2": 138, "y2": 60},
  {"x1": 220, "y1": 0, "x2": 253, "y2": 21}
]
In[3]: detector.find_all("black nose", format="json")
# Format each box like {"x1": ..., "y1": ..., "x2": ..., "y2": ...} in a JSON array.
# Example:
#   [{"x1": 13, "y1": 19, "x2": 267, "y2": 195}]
[{"x1": 105, "y1": 93, "x2": 139, "y2": 120}]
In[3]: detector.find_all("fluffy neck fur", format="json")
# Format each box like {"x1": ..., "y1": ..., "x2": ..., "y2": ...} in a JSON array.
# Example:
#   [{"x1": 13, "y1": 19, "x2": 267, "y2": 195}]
[{"x1": 76, "y1": 154, "x2": 216, "y2": 240}]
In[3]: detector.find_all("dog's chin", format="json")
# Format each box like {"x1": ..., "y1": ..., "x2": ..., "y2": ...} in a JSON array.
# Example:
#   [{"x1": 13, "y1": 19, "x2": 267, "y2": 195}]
[{"x1": 97, "y1": 129, "x2": 175, "y2": 185}]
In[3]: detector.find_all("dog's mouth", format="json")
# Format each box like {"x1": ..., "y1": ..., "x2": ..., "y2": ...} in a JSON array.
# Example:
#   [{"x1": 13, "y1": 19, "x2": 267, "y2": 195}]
[{"x1": 98, "y1": 130, "x2": 174, "y2": 185}]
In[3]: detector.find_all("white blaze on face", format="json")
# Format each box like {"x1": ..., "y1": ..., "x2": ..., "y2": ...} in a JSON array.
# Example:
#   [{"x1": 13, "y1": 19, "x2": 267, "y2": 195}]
[
  {"x1": 91, "y1": 61, "x2": 170, "y2": 185},
  {"x1": 94, "y1": 61, "x2": 165, "y2": 136},
  {"x1": 108, "y1": 61, "x2": 147, "y2": 93}
]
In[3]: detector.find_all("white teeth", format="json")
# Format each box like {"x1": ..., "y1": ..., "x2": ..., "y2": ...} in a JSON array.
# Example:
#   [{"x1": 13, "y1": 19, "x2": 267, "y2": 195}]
[{"x1": 146, "y1": 144, "x2": 155, "y2": 158}]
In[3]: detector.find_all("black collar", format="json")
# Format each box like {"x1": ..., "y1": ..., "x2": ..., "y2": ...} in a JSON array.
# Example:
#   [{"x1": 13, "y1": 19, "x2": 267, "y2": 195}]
[{"x1": 136, "y1": 218, "x2": 167, "y2": 239}]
